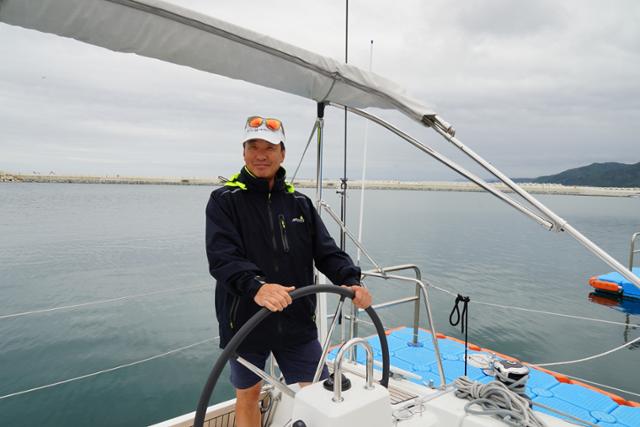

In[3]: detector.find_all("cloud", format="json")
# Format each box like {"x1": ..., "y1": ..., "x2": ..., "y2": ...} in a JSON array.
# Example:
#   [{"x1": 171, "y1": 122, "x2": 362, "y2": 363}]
[{"x1": 0, "y1": 0, "x2": 638, "y2": 180}]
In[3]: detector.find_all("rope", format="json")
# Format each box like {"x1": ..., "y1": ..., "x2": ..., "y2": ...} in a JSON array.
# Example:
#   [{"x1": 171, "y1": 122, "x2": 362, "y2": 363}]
[
  {"x1": 0, "y1": 336, "x2": 219, "y2": 401},
  {"x1": 531, "y1": 402, "x2": 599, "y2": 427},
  {"x1": 428, "y1": 283, "x2": 640, "y2": 328},
  {"x1": 0, "y1": 285, "x2": 210, "y2": 321},
  {"x1": 454, "y1": 376, "x2": 546, "y2": 427},
  {"x1": 562, "y1": 374, "x2": 640, "y2": 399},
  {"x1": 531, "y1": 335, "x2": 640, "y2": 367},
  {"x1": 449, "y1": 294, "x2": 470, "y2": 375}
]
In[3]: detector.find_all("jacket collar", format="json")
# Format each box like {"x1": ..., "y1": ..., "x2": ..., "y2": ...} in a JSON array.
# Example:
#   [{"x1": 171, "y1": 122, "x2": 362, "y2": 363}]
[{"x1": 238, "y1": 166, "x2": 287, "y2": 193}]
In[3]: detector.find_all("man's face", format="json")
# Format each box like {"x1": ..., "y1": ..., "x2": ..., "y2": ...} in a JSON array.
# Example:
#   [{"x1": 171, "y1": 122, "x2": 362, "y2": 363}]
[{"x1": 243, "y1": 139, "x2": 285, "y2": 179}]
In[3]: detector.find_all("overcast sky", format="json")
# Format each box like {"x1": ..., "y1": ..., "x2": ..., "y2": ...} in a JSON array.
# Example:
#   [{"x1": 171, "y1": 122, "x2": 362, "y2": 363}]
[{"x1": 1, "y1": 0, "x2": 638, "y2": 181}]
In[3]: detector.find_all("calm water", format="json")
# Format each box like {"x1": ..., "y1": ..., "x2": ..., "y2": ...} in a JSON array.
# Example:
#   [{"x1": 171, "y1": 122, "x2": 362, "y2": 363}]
[{"x1": 0, "y1": 182, "x2": 638, "y2": 426}]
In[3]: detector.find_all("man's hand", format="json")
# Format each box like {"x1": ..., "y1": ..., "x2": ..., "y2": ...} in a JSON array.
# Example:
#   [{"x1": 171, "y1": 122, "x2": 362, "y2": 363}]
[
  {"x1": 342, "y1": 285, "x2": 372, "y2": 309},
  {"x1": 254, "y1": 283, "x2": 295, "y2": 312}
]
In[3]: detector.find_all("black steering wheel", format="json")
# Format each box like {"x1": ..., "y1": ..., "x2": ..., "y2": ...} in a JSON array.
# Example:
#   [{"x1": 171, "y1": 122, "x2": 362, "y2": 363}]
[{"x1": 194, "y1": 285, "x2": 390, "y2": 427}]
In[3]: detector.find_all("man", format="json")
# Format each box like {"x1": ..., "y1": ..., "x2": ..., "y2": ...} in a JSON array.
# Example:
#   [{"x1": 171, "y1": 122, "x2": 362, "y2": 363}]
[{"x1": 206, "y1": 115, "x2": 371, "y2": 427}]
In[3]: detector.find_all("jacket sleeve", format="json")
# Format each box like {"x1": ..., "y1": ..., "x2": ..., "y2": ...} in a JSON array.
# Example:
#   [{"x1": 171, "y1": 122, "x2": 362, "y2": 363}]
[
  {"x1": 205, "y1": 191, "x2": 264, "y2": 298},
  {"x1": 308, "y1": 201, "x2": 361, "y2": 285}
]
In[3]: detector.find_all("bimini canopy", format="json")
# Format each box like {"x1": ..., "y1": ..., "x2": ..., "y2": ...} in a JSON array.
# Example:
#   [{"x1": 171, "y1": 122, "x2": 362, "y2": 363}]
[{"x1": 0, "y1": 0, "x2": 443, "y2": 128}]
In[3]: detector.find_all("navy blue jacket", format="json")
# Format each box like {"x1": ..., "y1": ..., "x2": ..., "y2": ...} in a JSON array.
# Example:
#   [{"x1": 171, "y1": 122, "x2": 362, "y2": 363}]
[{"x1": 206, "y1": 166, "x2": 361, "y2": 351}]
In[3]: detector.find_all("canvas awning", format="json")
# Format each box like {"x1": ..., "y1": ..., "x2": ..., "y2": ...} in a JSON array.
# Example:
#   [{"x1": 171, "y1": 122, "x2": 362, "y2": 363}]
[{"x1": 0, "y1": 0, "x2": 443, "y2": 127}]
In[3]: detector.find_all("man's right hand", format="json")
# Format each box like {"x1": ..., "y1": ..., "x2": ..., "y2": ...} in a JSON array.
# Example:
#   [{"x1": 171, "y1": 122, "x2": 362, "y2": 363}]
[{"x1": 253, "y1": 283, "x2": 295, "y2": 312}]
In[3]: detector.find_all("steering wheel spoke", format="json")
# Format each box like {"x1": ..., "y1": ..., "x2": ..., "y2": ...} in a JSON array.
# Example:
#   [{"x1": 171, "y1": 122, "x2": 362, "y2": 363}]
[{"x1": 234, "y1": 354, "x2": 297, "y2": 399}]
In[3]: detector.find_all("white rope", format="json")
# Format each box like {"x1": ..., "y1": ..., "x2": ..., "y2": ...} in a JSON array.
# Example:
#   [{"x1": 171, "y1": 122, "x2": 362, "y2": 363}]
[
  {"x1": 0, "y1": 336, "x2": 219, "y2": 400},
  {"x1": 562, "y1": 374, "x2": 640, "y2": 399},
  {"x1": 454, "y1": 376, "x2": 546, "y2": 427},
  {"x1": 0, "y1": 285, "x2": 210, "y2": 321},
  {"x1": 427, "y1": 283, "x2": 640, "y2": 328},
  {"x1": 531, "y1": 335, "x2": 640, "y2": 367},
  {"x1": 530, "y1": 401, "x2": 598, "y2": 427}
]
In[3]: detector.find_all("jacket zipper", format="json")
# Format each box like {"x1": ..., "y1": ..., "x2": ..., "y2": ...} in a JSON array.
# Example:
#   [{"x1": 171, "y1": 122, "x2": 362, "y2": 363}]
[
  {"x1": 278, "y1": 214, "x2": 290, "y2": 253},
  {"x1": 229, "y1": 296, "x2": 239, "y2": 330},
  {"x1": 267, "y1": 193, "x2": 279, "y2": 272}
]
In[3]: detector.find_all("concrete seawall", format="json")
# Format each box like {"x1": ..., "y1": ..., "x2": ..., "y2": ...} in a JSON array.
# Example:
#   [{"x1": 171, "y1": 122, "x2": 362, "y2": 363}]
[{"x1": 1, "y1": 173, "x2": 639, "y2": 197}]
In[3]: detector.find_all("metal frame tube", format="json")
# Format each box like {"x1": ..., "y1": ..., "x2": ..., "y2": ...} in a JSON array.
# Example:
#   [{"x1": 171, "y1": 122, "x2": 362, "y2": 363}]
[
  {"x1": 630, "y1": 232, "x2": 640, "y2": 270},
  {"x1": 314, "y1": 103, "x2": 329, "y2": 342},
  {"x1": 315, "y1": 112, "x2": 325, "y2": 211},
  {"x1": 235, "y1": 356, "x2": 296, "y2": 399},
  {"x1": 319, "y1": 200, "x2": 385, "y2": 274},
  {"x1": 363, "y1": 271, "x2": 447, "y2": 389},
  {"x1": 333, "y1": 338, "x2": 375, "y2": 402},
  {"x1": 329, "y1": 102, "x2": 554, "y2": 230},
  {"x1": 313, "y1": 297, "x2": 346, "y2": 382},
  {"x1": 429, "y1": 124, "x2": 640, "y2": 290},
  {"x1": 331, "y1": 102, "x2": 640, "y2": 291},
  {"x1": 364, "y1": 264, "x2": 422, "y2": 345}
]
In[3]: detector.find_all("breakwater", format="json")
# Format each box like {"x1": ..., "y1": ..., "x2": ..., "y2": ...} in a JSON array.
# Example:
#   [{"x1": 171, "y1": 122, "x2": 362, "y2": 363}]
[{"x1": 1, "y1": 172, "x2": 639, "y2": 197}]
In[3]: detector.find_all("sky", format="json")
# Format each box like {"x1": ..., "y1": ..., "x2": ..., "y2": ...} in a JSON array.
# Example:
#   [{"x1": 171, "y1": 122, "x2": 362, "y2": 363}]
[{"x1": 0, "y1": 0, "x2": 639, "y2": 181}]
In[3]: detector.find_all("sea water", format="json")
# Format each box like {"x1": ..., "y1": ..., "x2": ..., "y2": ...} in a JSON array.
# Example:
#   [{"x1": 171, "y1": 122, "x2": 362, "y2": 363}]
[{"x1": 0, "y1": 182, "x2": 638, "y2": 426}]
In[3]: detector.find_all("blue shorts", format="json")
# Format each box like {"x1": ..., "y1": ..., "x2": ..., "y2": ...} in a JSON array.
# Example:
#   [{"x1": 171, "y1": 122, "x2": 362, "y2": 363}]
[{"x1": 229, "y1": 339, "x2": 329, "y2": 389}]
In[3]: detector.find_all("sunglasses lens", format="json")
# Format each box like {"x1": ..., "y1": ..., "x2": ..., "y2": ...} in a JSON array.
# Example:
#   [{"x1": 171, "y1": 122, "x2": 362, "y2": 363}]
[
  {"x1": 247, "y1": 117, "x2": 264, "y2": 128},
  {"x1": 265, "y1": 119, "x2": 281, "y2": 131}
]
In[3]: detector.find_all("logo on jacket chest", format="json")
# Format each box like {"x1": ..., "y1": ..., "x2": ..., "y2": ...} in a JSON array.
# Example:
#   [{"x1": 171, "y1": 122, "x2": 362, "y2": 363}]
[{"x1": 291, "y1": 215, "x2": 305, "y2": 223}]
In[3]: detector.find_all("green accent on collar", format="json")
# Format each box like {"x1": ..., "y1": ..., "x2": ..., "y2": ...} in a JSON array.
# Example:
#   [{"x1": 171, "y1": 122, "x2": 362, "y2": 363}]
[
  {"x1": 243, "y1": 166, "x2": 256, "y2": 178},
  {"x1": 224, "y1": 173, "x2": 247, "y2": 190},
  {"x1": 285, "y1": 183, "x2": 295, "y2": 193}
]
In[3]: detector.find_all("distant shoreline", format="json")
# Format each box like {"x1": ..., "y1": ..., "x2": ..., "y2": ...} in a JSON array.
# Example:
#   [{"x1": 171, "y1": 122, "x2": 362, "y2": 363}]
[{"x1": 1, "y1": 173, "x2": 639, "y2": 197}]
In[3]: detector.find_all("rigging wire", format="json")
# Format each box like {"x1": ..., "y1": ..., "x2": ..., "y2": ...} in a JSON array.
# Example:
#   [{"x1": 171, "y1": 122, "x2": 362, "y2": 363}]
[
  {"x1": 530, "y1": 335, "x2": 640, "y2": 367},
  {"x1": 0, "y1": 285, "x2": 210, "y2": 321},
  {"x1": 426, "y1": 282, "x2": 640, "y2": 328},
  {"x1": 289, "y1": 119, "x2": 319, "y2": 184},
  {"x1": 0, "y1": 336, "x2": 219, "y2": 401}
]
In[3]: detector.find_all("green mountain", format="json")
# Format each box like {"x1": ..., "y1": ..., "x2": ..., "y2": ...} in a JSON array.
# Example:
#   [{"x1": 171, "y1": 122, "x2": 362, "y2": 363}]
[{"x1": 523, "y1": 162, "x2": 640, "y2": 187}]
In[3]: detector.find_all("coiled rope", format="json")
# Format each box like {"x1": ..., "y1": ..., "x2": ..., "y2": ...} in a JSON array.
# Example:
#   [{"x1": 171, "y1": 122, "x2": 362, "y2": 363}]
[
  {"x1": 0, "y1": 336, "x2": 219, "y2": 401},
  {"x1": 454, "y1": 376, "x2": 546, "y2": 427}
]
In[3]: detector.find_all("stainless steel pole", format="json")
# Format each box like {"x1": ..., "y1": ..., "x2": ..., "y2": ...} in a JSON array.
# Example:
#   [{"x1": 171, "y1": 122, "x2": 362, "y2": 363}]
[
  {"x1": 429, "y1": 125, "x2": 640, "y2": 290},
  {"x1": 332, "y1": 103, "x2": 554, "y2": 230},
  {"x1": 339, "y1": 0, "x2": 349, "y2": 250},
  {"x1": 315, "y1": 103, "x2": 325, "y2": 212}
]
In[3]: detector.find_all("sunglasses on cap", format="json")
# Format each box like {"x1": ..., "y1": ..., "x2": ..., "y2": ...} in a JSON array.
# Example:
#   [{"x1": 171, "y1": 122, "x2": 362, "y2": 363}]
[{"x1": 245, "y1": 116, "x2": 284, "y2": 132}]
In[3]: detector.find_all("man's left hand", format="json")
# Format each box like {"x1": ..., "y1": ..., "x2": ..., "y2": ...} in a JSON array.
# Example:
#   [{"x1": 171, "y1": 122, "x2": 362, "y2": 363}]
[{"x1": 342, "y1": 285, "x2": 372, "y2": 309}]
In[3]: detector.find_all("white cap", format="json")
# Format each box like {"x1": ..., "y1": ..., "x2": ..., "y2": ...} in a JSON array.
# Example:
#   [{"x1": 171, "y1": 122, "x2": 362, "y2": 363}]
[{"x1": 242, "y1": 118, "x2": 286, "y2": 145}]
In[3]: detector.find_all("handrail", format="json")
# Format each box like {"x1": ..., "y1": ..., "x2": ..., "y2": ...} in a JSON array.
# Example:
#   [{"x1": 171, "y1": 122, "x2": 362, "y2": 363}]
[
  {"x1": 332, "y1": 338, "x2": 376, "y2": 402},
  {"x1": 362, "y1": 267, "x2": 447, "y2": 390},
  {"x1": 365, "y1": 264, "x2": 422, "y2": 345},
  {"x1": 630, "y1": 232, "x2": 640, "y2": 270}
]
